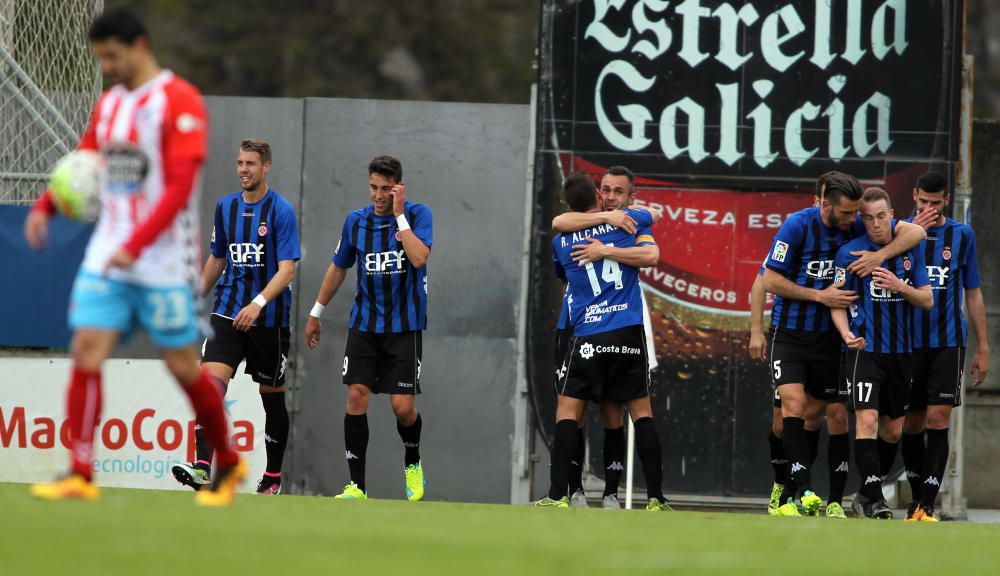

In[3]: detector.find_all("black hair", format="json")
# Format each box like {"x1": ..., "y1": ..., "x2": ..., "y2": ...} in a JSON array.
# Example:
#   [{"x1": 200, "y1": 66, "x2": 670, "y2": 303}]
[
  {"x1": 916, "y1": 171, "x2": 948, "y2": 194},
  {"x1": 88, "y1": 6, "x2": 149, "y2": 44},
  {"x1": 823, "y1": 172, "x2": 863, "y2": 205},
  {"x1": 562, "y1": 172, "x2": 598, "y2": 213},
  {"x1": 368, "y1": 155, "x2": 403, "y2": 183}
]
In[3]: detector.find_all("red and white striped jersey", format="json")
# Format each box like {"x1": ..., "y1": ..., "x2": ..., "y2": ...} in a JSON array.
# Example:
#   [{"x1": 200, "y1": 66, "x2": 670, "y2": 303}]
[{"x1": 79, "y1": 70, "x2": 208, "y2": 288}]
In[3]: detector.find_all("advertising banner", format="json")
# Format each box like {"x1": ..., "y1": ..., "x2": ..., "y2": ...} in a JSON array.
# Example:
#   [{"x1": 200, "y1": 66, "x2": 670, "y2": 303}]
[{"x1": 0, "y1": 358, "x2": 267, "y2": 493}]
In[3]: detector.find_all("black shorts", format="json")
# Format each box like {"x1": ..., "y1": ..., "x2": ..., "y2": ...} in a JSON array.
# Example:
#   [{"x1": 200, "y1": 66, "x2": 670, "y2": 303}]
[
  {"x1": 909, "y1": 347, "x2": 965, "y2": 410},
  {"x1": 202, "y1": 314, "x2": 290, "y2": 386},
  {"x1": 769, "y1": 327, "x2": 840, "y2": 402},
  {"x1": 845, "y1": 350, "x2": 912, "y2": 419},
  {"x1": 557, "y1": 325, "x2": 649, "y2": 403},
  {"x1": 555, "y1": 327, "x2": 573, "y2": 386},
  {"x1": 833, "y1": 350, "x2": 849, "y2": 404},
  {"x1": 343, "y1": 329, "x2": 422, "y2": 395}
]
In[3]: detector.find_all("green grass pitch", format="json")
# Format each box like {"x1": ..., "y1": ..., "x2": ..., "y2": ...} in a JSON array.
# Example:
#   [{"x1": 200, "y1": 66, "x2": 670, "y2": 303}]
[{"x1": 4, "y1": 483, "x2": 1000, "y2": 575}]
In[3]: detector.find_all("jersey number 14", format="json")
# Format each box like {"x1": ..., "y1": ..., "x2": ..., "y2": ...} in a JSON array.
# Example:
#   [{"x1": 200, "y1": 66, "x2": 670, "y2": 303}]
[{"x1": 584, "y1": 244, "x2": 623, "y2": 297}]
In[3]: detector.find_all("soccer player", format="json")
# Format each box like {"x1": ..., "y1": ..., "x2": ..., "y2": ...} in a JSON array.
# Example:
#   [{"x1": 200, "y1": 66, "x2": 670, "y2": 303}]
[
  {"x1": 751, "y1": 172, "x2": 852, "y2": 518},
  {"x1": 171, "y1": 139, "x2": 300, "y2": 495},
  {"x1": 831, "y1": 187, "x2": 932, "y2": 519},
  {"x1": 22, "y1": 7, "x2": 244, "y2": 506},
  {"x1": 900, "y1": 172, "x2": 989, "y2": 522},
  {"x1": 762, "y1": 172, "x2": 927, "y2": 516},
  {"x1": 304, "y1": 156, "x2": 431, "y2": 501},
  {"x1": 538, "y1": 173, "x2": 671, "y2": 511},
  {"x1": 550, "y1": 166, "x2": 661, "y2": 509}
]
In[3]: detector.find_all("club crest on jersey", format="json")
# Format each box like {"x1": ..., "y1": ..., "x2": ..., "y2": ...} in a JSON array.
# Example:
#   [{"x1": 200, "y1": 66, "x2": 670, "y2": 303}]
[
  {"x1": 942, "y1": 247, "x2": 952, "y2": 261},
  {"x1": 395, "y1": 230, "x2": 402, "y2": 241},
  {"x1": 771, "y1": 241, "x2": 788, "y2": 263},
  {"x1": 258, "y1": 223, "x2": 268, "y2": 236},
  {"x1": 903, "y1": 257, "x2": 911, "y2": 271}
]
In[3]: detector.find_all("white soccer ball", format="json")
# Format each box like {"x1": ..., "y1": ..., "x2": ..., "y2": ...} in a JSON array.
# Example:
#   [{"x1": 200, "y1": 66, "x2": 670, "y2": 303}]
[{"x1": 49, "y1": 150, "x2": 102, "y2": 222}]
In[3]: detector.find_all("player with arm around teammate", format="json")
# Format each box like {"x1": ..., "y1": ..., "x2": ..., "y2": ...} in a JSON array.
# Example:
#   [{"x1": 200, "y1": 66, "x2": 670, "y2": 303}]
[{"x1": 550, "y1": 166, "x2": 660, "y2": 509}]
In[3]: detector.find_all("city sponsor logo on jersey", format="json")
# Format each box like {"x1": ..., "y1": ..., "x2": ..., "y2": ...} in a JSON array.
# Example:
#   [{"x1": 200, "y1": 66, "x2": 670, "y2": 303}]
[
  {"x1": 583, "y1": 299, "x2": 629, "y2": 324},
  {"x1": 771, "y1": 240, "x2": 789, "y2": 263},
  {"x1": 870, "y1": 277, "x2": 911, "y2": 301},
  {"x1": 364, "y1": 250, "x2": 407, "y2": 275},
  {"x1": 806, "y1": 259, "x2": 835, "y2": 280},
  {"x1": 102, "y1": 143, "x2": 149, "y2": 195},
  {"x1": 578, "y1": 340, "x2": 641, "y2": 359},
  {"x1": 927, "y1": 265, "x2": 949, "y2": 288},
  {"x1": 229, "y1": 242, "x2": 265, "y2": 266}
]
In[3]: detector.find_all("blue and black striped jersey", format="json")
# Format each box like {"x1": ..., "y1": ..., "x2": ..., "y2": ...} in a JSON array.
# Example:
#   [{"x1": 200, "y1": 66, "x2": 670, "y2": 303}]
[
  {"x1": 552, "y1": 209, "x2": 655, "y2": 337},
  {"x1": 765, "y1": 207, "x2": 864, "y2": 332},
  {"x1": 333, "y1": 201, "x2": 432, "y2": 333},
  {"x1": 905, "y1": 217, "x2": 981, "y2": 348},
  {"x1": 556, "y1": 210, "x2": 655, "y2": 330},
  {"x1": 835, "y1": 227, "x2": 929, "y2": 354},
  {"x1": 210, "y1": 188, "x2": 301, "y2": 327}
]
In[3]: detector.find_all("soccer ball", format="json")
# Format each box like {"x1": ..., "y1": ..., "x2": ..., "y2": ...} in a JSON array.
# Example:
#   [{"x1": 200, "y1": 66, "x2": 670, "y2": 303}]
[{"x1": 49, "y1": 150, "x2": 102, "y2": 222}]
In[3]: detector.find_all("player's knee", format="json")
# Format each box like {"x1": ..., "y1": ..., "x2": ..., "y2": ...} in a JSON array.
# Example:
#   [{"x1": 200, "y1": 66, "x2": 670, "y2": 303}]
[
  {"x1": 599, "y1": 403, "x2": 624, "y2": 428},
  {"x1": 392, "y1": 404, "x2": 417, "y2": 425},
  {"x1": 346, "y1": 385, "x2": 371, "y2": 413},
  {"x1": 926, "y1": 407, "x2": 951, "y2": 430},
  {"x1": 827, "y1": 412, "x2": 849, "y2": 435},
  {"x1": 70, "y1": 333, "x2": 103, "y2": 369},
  {"x1": 855, "y1": 413, "x2": 878, "y2": 437},
  {"x1": 880, "y1": 427, "x2": 902, "y2": 443}
]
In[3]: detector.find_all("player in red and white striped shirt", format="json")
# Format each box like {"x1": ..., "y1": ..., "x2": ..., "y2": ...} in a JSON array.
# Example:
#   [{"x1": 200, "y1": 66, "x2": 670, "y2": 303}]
[{"x1": 23, "y1": 7, "x2": 244, "y2": 506}]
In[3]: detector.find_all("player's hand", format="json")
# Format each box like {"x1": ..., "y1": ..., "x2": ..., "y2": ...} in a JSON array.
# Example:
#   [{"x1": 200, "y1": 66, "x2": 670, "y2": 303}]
[
  {"x1": 815, "y1": 283, "x2": 857, "y2": 308},
  {"x1": 847, "y1": 250, "x2": 883, "y2": 277},
  {"x1": 871, "y1": 267, "x2": 905, "y2": 293},
  {"x1": 390, "y1": 181, "x2": 406, "y2": 216},
  {"x1": 305, "y1": 316, "x2": 322, "y2": 349},
  {"x1": 24, "y1": 210, "x2": 49, "y2": 250},
  {"x1": 103, "y1": 249, "x2": 136, "y2": 274},
  {"x1": 748, "y1": 330, "x2": 767, "y2": 361},
  {"x1": 233, "y1": 302, "x2": 262, "y2": 332},
  {"x1": 571, "y1": 237, "x2": 610, "y2": 265},
  {"x1": 971, "y1": 348, "x2": 990, "y2": 387},
  {"x1": 602, "y1": 210, "x2": 638, "y2": 234},
  {"x1": 913, "y1": 208, "x2": 938, "y2": 229},
  {"x1": 841, "y1": 331, "x2": 866, "y2": 350}
]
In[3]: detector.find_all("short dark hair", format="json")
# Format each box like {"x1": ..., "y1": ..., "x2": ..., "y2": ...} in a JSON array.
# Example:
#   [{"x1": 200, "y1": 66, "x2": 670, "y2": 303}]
[
  {"x1": 815, "y1": 171, "x2": 838, "y2": 199},
  {"x1": 562, "y1": 172, "x2": 598, "y2": 213},
  {"x1": 862, "y1": 186, "x2": 891, "y2": 209},
  {"x1": 88, "y1": 7, "x2": 149, "y2": 44},
  {"x1": 368, "y1": 155, "x2": 402, "y2": 183},
  {"x1": 823, "y1": 172, "x2": 863, "y2": 205},
  {"x1": 916, "y1": 171, "x2": 948, "y2": 194},
  {"x1": 605, "y1": 165, "x2": 634, "y2": 195},
  {"x1": 240, "y1": 139, "x2": 271, "y2": 164}
]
